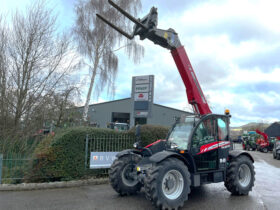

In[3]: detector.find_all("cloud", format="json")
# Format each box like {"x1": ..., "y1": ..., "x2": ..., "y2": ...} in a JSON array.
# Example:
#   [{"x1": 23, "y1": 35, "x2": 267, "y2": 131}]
[
  {"x1": 3, "y1": 0, "x2": 279, "y2": 127},
  {"x1": 112, "y1": 0, "x2": 280, "y2": 126}
]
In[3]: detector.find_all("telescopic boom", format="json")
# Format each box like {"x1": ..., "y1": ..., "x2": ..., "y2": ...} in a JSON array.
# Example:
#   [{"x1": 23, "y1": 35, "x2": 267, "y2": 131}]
[{"x1": 97, "y1": 0, "x2": 212, "y2": 115}]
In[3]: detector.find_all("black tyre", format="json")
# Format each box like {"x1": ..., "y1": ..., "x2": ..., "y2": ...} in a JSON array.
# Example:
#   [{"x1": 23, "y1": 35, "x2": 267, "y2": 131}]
[
  {"x1": 225, "y1": 155, "x2": 255, "y2": 195},
  {"x1": 109, "y1": 154, "x2": 142, "y2": 196},
  {"x1": 144, "y1": 158, "x2": 191, "y2": 210},
  {"x1": 277, "y1": 154, "x2": 280, "y2": 160}
]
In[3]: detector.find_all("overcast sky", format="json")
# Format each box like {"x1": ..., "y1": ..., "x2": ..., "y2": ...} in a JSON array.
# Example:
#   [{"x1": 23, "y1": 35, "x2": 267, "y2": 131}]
[{"x1": 2, "y1": 0, "x2": 280, "y2": 127}]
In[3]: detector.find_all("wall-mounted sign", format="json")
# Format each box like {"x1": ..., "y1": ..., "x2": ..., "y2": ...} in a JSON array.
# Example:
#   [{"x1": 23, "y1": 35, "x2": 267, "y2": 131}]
[
  {"x1": 135, "y1": 111, "x2": 148, "y2": 117},
  {"x1": 134, "y1": 93, "x2": 148, "y2": 101},
  {"x1": 90, "y1": 152, "x2": 118, "y2": 169}
]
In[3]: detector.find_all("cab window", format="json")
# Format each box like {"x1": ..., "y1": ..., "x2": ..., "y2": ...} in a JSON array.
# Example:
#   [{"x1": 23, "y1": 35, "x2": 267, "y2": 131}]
[
  {"x1": 192, "y1": 118, "x2": 215, "y2": 148},
  {"x1": 217, "y1": 118, "x2": 228, "y2": 141}
]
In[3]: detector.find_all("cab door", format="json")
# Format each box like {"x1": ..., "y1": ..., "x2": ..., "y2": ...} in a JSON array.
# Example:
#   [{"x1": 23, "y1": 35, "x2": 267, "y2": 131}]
[
  {"x1": 190, "y1": 116, "x2": 219, "y2": 171},
  {"x1": 216, "y1": 117, "x2": 231, "y2": 170}
]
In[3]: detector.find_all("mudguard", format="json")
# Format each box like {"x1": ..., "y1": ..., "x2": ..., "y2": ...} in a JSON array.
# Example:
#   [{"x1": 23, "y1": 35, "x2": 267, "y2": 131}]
[
  {"x1": 228, "y1": 150, "x2": 254, "y2": 163},
  {"x1": 116, "y1": 149, "x2": 141, "y2": 158},
  {"x1": 149, "y1": 150, "x2": 195, "y2": 172}
]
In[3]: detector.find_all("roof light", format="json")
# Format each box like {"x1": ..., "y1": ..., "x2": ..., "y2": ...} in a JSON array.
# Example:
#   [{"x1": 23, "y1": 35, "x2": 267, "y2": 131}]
[{"x1": 225, "y1": 109, "x2": 230, "y2": 115}]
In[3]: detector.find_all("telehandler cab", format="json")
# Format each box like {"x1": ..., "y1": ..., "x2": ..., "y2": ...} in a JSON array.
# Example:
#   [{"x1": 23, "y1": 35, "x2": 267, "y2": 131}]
[{"x1": 97, "y1": 1, "x2": 255, "y2": 209}]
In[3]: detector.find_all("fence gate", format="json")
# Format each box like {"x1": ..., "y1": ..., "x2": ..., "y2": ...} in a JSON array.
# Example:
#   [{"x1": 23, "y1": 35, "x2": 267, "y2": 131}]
[{"x1": 85, "y1": 134, "x2": 135, "y2": 170}]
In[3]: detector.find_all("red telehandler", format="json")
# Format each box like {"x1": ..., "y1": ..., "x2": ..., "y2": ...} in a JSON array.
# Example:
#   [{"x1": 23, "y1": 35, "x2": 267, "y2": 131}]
[
  {"x1": 256, "y1": 129, "x2": 271, "y2": 153},
  {"x1": 97, "y1": 1, "x2": 255, "y2": 209}
]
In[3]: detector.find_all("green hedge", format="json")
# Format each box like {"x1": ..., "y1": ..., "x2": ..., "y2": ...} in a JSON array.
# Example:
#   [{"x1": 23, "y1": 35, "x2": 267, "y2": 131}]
[{"x1": 25, "y1": 125, "x2": 170, "y2": 182}]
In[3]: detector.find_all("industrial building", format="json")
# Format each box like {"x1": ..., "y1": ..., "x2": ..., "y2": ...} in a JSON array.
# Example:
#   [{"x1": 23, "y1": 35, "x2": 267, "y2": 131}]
[
  {"x1": 82, "y1": 98, "x2": 192, "y2": 128},
  {"x1": 78, "y1": 75, "x2": 192, "y2": 128},
  {"x1": 265, "y1": 122, "x2": 280, "y2": 138}
]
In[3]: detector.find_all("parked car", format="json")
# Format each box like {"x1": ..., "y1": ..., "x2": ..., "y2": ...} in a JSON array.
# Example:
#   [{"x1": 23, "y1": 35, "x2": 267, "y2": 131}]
[
  {"x1": 107, "y1": 122, "x2": 129, "y2": 131},
  {"x1": 273, "y1": 139, "x2": 280, "y2": 160}
]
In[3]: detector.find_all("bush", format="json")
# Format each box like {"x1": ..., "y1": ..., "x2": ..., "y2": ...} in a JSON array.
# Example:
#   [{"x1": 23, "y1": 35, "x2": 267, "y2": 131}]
[
  {"x1": 25, "y1": 127, "x2": 134, "y2": 182},
  {"x1": 26, "y1": 125, "x2": 170, "y2": 182}
]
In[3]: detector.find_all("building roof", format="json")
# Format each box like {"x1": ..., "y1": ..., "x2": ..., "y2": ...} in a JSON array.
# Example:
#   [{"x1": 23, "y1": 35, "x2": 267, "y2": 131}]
[{"x1": 79, "y1": 97, "x2": 193, "y2": 114}]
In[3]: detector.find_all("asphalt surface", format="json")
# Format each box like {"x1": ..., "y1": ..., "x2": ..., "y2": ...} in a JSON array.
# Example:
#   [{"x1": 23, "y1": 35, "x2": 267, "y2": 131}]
[{"x1": 1, "y1": 145, "x2": 280, "y2": 210}]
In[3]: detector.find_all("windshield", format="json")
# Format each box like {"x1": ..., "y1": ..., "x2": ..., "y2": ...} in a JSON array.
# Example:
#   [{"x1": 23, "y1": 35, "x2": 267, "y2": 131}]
[
  {"x1": 168, "y1": 117, "x2": 198, "y2": 150},
  {"x1": 114, "y1": 124, "x2": 128, "y2": 131}
]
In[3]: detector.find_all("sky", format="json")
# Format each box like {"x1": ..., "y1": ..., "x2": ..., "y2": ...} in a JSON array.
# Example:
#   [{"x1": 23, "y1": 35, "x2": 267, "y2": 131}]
[{"x1": 2, "y1": 0, "x2": 280, "y2": 127}]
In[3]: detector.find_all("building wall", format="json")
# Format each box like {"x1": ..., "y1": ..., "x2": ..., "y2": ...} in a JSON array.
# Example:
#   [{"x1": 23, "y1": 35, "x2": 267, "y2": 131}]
[
  {"x1": 148, "y1": 104, "x2": 191, "y2": 127},
  {"x1": 84, "y1": 98, "x2": 192, "y2": 128},
  {"x1": 87, "y1": 98, "x2": 133, "y2": 128}
]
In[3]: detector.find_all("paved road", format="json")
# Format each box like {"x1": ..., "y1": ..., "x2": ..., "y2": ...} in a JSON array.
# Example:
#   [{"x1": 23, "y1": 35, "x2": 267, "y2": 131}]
[{"x1": 1, "y1": 146, "x2": 280, "y2": 210}]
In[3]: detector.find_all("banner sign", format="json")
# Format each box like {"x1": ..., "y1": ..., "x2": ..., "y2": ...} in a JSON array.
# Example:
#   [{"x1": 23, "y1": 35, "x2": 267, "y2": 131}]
[{"x1": 90, "y1": 152, "x2": 118, "y2": 169}]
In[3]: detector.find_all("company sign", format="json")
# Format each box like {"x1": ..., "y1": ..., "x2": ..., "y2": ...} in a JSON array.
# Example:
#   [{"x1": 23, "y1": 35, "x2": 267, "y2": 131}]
[
  {"x1": 134, "y1": 93, "x2": 148, "y2": 101},
  {"x1": 132, "y1": 75, "x2": 154, "y2": 118},
  {"x1": 135, "y1": 111, "x2": 148, "y2": 117},
  {"x1": 135, "y1": 75, "x2": 150, "y2": 84},
  {"x1": 135, "y1": 84, "x2": 149, "y2": 93},
  {"x1": 90, "y1": 152, "x2": 118, "y2": 169}
]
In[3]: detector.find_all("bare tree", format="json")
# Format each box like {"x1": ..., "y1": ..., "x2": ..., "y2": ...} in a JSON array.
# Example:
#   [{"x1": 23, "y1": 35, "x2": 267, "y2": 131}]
[
  {"x1": 0, "y1": 16, "x2": 11, "y2": 133},
  {"x1": 0, "y1": 1, "x2": 80, "y2": 137},
  {"x1": 73, "y1": 0, "x2": 144, "y2": 122}
]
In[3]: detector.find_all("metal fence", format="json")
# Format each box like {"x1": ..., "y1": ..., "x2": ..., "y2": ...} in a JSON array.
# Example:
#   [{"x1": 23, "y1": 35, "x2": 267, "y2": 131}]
[
  {"x1": 85, "y1": 134, "x2": 135, "y2": 171},
  {"x1": 0, "y1": 153, "x2": 31, "y2": 184},
  {"x1": 0, "y1": 134, "x2": 135, "y2": 183}
]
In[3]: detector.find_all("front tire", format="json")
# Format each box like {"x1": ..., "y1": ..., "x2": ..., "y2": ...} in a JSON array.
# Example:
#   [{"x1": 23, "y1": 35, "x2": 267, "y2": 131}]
[
  {"x1": 225, "y1": 155, "x2": 255, "y2": 195},
  {"x1": 109, "y1": 154, "x2": 142, "y2": 196},
  {"x1": 144, "y1": 158, "x2": 191, "y2": 210}
]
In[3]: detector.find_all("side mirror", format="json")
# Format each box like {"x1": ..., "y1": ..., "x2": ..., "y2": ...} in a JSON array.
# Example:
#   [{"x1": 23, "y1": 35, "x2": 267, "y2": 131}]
[{"x1": 134, "y1": 125, "x2": 142, "y2": 149}]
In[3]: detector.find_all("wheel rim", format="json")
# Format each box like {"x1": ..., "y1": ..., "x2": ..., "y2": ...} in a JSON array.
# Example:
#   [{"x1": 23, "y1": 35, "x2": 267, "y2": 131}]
[
  {"x1": 238, "y1": 164, "x2": 251, "y2": 188},
  {"x1": 162, "y1": 169, "x2": 184, "y2": 200},
  {"x1": 121, "y1": 164, "x2": 138, "y2": 187}
]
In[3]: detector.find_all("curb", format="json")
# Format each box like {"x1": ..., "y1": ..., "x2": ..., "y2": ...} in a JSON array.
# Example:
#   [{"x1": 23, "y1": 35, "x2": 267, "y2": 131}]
[{"x1": 0, "y1": 178, "x2": 109, "y2": 191}]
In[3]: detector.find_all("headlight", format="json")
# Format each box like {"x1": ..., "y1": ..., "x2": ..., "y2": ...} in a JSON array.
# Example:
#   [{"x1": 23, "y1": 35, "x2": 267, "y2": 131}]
[
  {"x1": 170, "y1": 142, "x2": 178, "y2": 149},
  {"x1": 136, "y1": 164, "x2": 153, "y2": 172}
]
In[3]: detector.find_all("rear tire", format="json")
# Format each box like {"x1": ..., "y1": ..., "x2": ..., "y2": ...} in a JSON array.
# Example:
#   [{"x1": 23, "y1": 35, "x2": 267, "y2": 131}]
[
  {"x1": 144, "y1": 158, "x2": 190, "y2": 210},
  {"x1": 109, "y1": 154, "x2": 142, "y2": 196},
  {"x1": 277, "y1": 154, "x2": 280, "y2": 160},
  {"x1": 225, "y1": 155, "x2": 255, "y2": 195}
]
